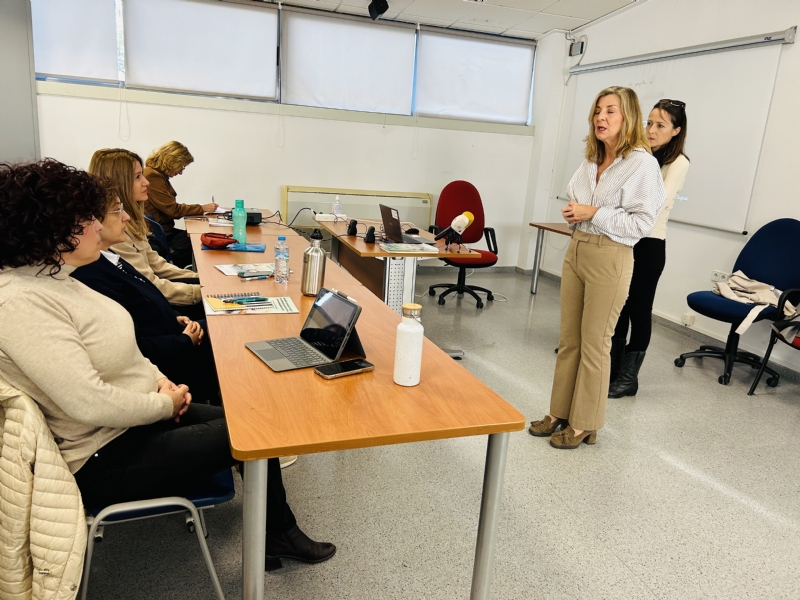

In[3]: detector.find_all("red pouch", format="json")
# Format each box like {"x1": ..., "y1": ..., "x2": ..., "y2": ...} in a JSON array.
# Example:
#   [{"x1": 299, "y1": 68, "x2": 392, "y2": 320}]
[{"x1": 200, "y1": 233, "x2": 235, "y2": 249}]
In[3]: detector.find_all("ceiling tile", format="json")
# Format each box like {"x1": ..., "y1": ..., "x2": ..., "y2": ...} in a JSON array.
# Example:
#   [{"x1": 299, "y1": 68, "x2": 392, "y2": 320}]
[
  {"x1": 456, "y1": 4, "x2": 532, "y2": 29},
  {"x1": 400, "y1": 0, "x2": 478, "y2": 22},
  {"x1": 486, "y1": 0, "x2": 557, "y2": 11},
  {"x1": 544, "y1": 0, "x2": 634, "y2": 21},
  {"x1": 451, "y1": 23, "x2": 509, "y2": 34},
  {"x1": 335, "y1": 5, "x2": 371, "y2": 16},
  {"x1": 504, "y1": 28, "x2": 542, "y2": 39},
  {"x1": 401, "y1": 14, "x2": 460, "y2": 27},
  {"x1": 515, "y1": 11, "x2": 586, "y2": 32},
  {"x1": 283, "y1": 0, "x2": 340, "y2": 11}
]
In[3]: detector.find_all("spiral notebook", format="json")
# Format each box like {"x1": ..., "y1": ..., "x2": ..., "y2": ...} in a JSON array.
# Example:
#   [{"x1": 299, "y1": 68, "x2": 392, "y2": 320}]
[{"x1": 204, "y1": 291, "x2": 298, "y2": 315}]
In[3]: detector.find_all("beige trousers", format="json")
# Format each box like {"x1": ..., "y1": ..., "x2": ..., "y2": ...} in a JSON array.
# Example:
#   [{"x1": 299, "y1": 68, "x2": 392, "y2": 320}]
[{"x1": 549, "y1": 231, "x2": 634, "y2": 431}]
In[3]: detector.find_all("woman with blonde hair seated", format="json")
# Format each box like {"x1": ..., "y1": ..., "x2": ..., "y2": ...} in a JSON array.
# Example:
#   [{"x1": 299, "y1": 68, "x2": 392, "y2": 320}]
[
  {"x1": 88, "y1": 148, "x2": 204, "y2": 321},
  {"x1": 528, "y1": 86, "x2": 666, "y2": 449},
  {"x1": 144, "y1": 141, "x2": 217, "y2": 268}
]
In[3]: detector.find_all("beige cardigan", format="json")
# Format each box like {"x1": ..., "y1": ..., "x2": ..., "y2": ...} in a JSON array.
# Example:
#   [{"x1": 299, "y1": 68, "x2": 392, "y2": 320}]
[
  {"x1": 0, "y1": 382, "x2": 87, "y2": 600},
  {"x1": 649, "y1": 154, "x2": 690, "y2": 240},
  {"x1": 111, "y1": 232, "x2": 201, "y2": 305},
  {"x1": 0, "y1": 265, "x2": 173, "y2": 473}
]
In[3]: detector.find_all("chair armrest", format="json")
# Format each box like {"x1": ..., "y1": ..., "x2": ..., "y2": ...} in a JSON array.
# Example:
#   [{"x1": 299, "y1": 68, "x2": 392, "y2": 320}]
[
  {"x1": 777, "y1": 288, "x2": 800, "y2": 315},
  {"x1": 429, "y1": 225, "x2": 442, "y2": 235},
  {"x1": 484, "y1": 228, "x2": 498, "y2": 255}
]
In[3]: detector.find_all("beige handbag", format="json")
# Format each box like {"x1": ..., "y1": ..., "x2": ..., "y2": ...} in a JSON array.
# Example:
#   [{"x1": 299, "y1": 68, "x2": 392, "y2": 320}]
[{"x1": 713, "y1": 270, "x2": 796, "y2": 334}]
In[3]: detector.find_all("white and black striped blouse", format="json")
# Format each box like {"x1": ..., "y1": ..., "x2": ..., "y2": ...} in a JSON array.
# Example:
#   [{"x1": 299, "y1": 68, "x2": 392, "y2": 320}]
[{"x1": 567, "y1": 147, "x2": 666, "y2": 247}]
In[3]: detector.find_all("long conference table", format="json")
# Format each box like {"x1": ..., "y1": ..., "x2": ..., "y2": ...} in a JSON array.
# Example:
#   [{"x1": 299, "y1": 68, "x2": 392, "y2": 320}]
[{"x1": 188, "y1": 219, "x2": 525, "y2": 600}]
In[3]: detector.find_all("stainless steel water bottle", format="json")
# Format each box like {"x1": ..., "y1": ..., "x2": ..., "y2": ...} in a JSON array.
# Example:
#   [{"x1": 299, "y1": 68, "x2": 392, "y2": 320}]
[{"x1": 301, "y1": 229, "x2": 326, "y2": 296}]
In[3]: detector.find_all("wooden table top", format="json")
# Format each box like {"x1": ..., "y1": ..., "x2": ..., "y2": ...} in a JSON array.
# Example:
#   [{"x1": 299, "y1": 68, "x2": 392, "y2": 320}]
[
  {"x1": 319, "y1": 220, "x2": 480, "y2": 259},
  {"x1": 529, "y1": 222, "x2": 573, "y2": 236},
  {"x1": 185, "y1": 212, "x2": 298, "y2": 236},
  {"x1": 191, "y1": 231, "x2": 526, "y2": 461}
]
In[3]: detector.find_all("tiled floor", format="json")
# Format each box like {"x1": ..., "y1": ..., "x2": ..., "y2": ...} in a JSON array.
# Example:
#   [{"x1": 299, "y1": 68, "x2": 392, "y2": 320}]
[{"x1": 84, "y1": 271, "x2": 800, "y2": 599}]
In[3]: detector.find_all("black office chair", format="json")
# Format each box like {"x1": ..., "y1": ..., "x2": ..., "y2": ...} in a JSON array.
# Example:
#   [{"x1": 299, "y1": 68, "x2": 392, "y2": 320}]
[
  {"x1": 145, "y1": 214, "x2": 173, "y2": 263},
  {"x1": 674, "y1": 218, "x2": 800, "y2": 386}
]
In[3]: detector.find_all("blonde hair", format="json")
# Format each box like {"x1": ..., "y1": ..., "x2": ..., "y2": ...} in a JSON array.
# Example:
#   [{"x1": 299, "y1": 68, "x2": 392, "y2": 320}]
[
  {"x1": 146, "y1": 140, "x2": 194, "y2": 174},
  {"x1": 584, "y1": 86, "x2": 650, "y2": 164},
  {"x1": 88, "y1": 148, "x2": 149, "y2": 240}
]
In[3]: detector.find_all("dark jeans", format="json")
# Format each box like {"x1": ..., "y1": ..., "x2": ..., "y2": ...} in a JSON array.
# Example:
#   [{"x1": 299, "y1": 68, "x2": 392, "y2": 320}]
[
  {"x1": 166, "y1": 229, "x2": 195, "y2": 270},
  {"x1": 613, "y1": 237, "x2": 666, "y2": 352},
  {"x1": 74, "y1": 404, "x2": 296, "y2": 534}
]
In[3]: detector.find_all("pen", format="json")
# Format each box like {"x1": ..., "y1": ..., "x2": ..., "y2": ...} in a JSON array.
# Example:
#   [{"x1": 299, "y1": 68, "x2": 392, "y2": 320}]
[
  {"x1": 331, "y1": 288, "x2": 357, "y2": 303},
  {"x1": 240, "y1": 274, "x2": 270, "y2": 280},
  {"x1": 230, "y1": 297, "x2": 271, "y2": 305}
]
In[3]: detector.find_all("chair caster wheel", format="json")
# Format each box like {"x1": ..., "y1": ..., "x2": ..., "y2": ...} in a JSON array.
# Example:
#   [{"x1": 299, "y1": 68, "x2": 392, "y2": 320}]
[
  {"x1": 476, "y1": 301, "x2": 484, "y2": 309},
  {"x1": 674, "y1": 357, "x2": 685, "y2": 367},
  {"x1": 438, "y1": 298, "x2": 445, "y2": 305},
  {"x1": 718, "y1": 375, "x2": 730, "y2": 385},
  {"x1": 486, "y1": 294, "x2": 494, "y2": 301},
  {"x1": 767, "y1": 376, "x2": 780, "y2": 387},
  {"x1": 428, "y1": 289, "x2": 435, "y2": 296}
]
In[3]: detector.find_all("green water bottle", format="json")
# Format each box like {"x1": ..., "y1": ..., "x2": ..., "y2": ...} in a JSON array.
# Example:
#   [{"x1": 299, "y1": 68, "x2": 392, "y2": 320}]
[{"x1": 232, "y1": 199, "x2": 247, "y2": 244}]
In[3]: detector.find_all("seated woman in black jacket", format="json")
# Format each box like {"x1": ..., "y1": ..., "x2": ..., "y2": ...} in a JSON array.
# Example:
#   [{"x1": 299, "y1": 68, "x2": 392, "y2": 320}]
[{"x1": 72, "y1": 196, "x2": 220, "y2": 404}]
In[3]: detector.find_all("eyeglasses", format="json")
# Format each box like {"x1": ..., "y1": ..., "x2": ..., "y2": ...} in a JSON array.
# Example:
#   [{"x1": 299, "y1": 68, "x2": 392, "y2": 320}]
[
  {"x1": 107, "y1": 201, "x2": 126, "y2": 215},
  {"x1": 657, "y1": 99, "x2": 686, "y2": 109}
]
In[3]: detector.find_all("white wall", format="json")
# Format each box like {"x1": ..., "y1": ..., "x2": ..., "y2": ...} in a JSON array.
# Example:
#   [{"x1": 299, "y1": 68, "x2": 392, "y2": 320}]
[
  {"x1": 36, "y1": 92, "x2": 533, "y2": 263},
  {"x1": 526, "y1": 0, "x2": 800, "y2": 371}
]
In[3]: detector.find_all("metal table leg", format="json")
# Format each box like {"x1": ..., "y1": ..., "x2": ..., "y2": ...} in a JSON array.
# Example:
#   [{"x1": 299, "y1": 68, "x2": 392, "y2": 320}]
[
  {"x1": 470, "y1": 432, "x2": 510, "y2": 600},
  {"x1": 243, "y1": 459, "x2": 269, "y2": 600},
  {"x1": 530, "y1": 228, "x2": 545, "y2": 294},
  {"x1": 383, "y1": 256, "x2": 417, "y2": 315}
]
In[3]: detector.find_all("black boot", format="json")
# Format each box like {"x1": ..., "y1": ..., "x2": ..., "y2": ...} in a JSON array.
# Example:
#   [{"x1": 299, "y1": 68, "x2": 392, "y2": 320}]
[
  {"x1": 265, "y1": 525, "x2": 337, "y2": 571},
  {"x1": 609, "y1": 337, "x2": 626, "y2": 384},
  {"x1": 608, "y1": 351, "x2": 646, "y2": 398}
]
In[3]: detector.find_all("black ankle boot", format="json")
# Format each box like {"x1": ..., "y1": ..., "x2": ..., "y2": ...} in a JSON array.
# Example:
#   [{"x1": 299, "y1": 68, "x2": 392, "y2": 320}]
[
  {"x1": 265, "y1": 525, "x2": 336, "y2": 570},
  {"x1": 609, "y1": 337, "x2": 626, "y2": 384},
  {"x1": 608, "y1": 351, "x2": 646, "y2": 398}
]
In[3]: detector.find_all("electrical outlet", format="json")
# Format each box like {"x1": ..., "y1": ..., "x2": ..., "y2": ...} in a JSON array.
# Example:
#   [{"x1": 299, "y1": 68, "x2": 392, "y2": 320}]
[
  {"x1": 711, "y1": 270, "x2": 729, "y2": 283},
  {"x1": 682, "y1": 312, "x2": 695, "y2": 326}
]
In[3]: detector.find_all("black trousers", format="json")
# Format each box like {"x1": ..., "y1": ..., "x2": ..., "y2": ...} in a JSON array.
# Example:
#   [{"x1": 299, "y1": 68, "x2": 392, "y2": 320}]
[
  {"x1": 74, "y1": 404, "x2": 296, "y2": 534},
  {"x1": 613, "y1": 237, "x2": 666, "y2": 352},
  {"x1": 156, "y1": 319, "x2": 221, "y2": 405}
]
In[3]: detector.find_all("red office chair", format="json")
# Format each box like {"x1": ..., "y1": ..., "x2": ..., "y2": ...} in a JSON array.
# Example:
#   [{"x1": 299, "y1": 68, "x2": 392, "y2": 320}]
[{"x1": 427, "y1": 181, "x2": 498, "y2": 309}]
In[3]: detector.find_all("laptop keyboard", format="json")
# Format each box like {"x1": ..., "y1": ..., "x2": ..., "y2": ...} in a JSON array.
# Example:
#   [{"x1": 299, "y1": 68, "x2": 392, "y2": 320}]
[
  {"x1": 401, "y1": 234, "x2": 424, "y2": 244},
  {"x1": 270, "y1": 337, "x2": 329, "y2": 367}
]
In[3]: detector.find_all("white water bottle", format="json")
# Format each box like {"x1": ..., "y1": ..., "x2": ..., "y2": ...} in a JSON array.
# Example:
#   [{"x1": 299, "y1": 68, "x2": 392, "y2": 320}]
[
  {"x1": 332, "y1": 195, "x2": 343, "y2": 217},
  {"x1": 274, "y1": 236, "x2": 289, "y2": 283},
  {"x1": 393, "y1": 303, "x2": 424, "y2": 386}
]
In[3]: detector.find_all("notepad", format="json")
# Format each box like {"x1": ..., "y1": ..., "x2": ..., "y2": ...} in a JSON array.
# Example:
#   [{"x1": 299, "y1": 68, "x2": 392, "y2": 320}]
[
  {"x1": 203, "y1": 292, "x2": 299, "y2": 315},
  {"x1": 379, "y1": 243, "x2": 439, "y2": 253},
  {"x1": 214, "y1": 263, "x2": 275, "y2": 277}
]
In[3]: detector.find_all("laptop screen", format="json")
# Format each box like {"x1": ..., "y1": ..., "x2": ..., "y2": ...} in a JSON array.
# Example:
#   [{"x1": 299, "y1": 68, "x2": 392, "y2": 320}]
[{"x1": 299, "y1": 290, "x2": 359, "y2": 360}]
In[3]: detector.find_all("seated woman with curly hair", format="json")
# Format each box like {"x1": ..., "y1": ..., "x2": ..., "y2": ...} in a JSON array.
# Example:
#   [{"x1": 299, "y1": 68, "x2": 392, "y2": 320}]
[
  {"x1": 70, "y1": 192, "x2": 221, "y2": 404},
  {"x1": 0, "y1": 159, "x2": 336, "y2": 568}
]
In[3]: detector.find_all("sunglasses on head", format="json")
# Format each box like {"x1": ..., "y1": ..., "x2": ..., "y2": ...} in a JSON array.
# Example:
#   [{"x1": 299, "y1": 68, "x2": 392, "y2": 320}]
[{"x1": 657, "y1": 99, "x2": 686, "y2": 109}]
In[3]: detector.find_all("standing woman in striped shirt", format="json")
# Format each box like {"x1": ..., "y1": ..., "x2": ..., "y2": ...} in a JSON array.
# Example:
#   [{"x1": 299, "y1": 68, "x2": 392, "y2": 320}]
[
  {"x1": 609, "y1": 100, "x2": 690, "y2": 398},
  {"x1": 529, "y1": 86, "x2": 666, "y2": 449}
]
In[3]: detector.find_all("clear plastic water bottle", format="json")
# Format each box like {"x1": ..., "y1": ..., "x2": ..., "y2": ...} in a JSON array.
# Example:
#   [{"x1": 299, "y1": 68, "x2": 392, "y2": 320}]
[
  {"x1": 332, "y1": 195, "x2": 343, "y2": 217},
  {"x1": 232, "y1": 199, "x2": 247, "y2": 244},
  {"x1": 393, "y1": 303, "x2": 424, "y2": 386},
  {"x1": 274, "y1": 236, "x2": 289, "y2": 283}
]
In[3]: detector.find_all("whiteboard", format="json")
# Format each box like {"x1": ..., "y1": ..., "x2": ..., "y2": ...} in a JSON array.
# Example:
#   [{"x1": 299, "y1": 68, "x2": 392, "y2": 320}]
[{"x1": 556, "y1": 44, "x2": 782, "y2": 233}]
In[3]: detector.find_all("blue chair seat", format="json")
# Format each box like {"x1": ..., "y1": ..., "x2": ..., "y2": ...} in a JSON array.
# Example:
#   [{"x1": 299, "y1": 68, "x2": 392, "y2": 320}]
[
  {"x1": 88, "y1": 468, "x2": 235, "y2": 521},
  {"x1": 687, "y1": 291, "x2": 778, "y2": 325}
]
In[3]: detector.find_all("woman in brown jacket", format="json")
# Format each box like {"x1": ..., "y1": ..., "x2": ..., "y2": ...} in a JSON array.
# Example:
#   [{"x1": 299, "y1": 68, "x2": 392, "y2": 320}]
[{"x1": 144, "y1": 141, "x2": 217, "y2": 268}]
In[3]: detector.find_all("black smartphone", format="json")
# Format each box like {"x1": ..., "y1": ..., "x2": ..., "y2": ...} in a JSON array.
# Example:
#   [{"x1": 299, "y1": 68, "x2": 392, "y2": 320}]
[{"x1": 314, "y1": 359, "x2": 374, "y2": 380}]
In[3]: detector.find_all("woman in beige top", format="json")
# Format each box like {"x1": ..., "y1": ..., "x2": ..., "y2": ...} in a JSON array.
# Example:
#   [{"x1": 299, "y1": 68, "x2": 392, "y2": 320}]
[
  {"x1": 609, "y1": 99, "x2": 690, "y2": 398},
  {"x1": 88, "y1": 148, "x2": 204, "y2": 320}
]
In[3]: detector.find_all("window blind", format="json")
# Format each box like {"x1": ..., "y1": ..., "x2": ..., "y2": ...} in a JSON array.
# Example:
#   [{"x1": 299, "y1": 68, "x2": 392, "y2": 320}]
[
  {"x1": 124, "y1": 0, "x2": 279, "y2": 99},
  {"x1": 31, "y1": 0, "x2": 119, "y2": 81},
  {"x1": 281, "y1": 11, "x2": 416, "y2": 115},
  {"x1": 415, "y1": 32, "x2": 535, "y2": 125}
]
